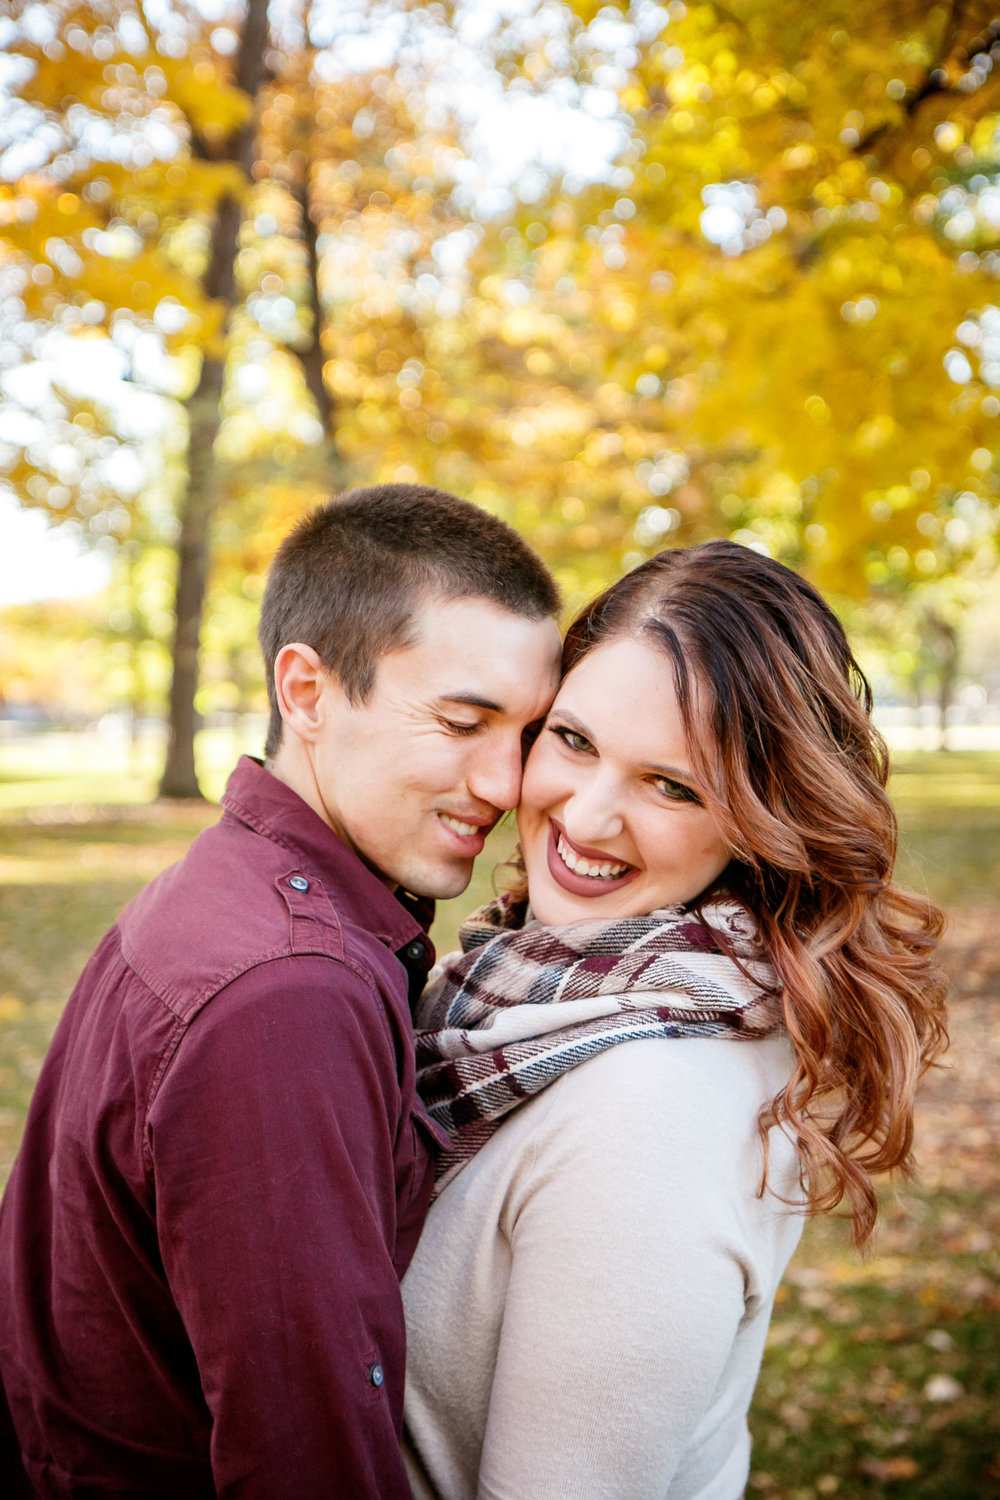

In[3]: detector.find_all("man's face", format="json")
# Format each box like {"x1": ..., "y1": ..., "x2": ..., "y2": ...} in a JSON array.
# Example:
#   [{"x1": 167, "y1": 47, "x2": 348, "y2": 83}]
[{"x1": 307, "y1": 596, "x2": 561, "y2": 898}]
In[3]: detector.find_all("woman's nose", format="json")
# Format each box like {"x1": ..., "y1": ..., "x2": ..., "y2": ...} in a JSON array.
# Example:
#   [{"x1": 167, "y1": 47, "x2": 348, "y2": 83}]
[{"x1": 560, "y1": 776, "x2": 626, "y2": 848}]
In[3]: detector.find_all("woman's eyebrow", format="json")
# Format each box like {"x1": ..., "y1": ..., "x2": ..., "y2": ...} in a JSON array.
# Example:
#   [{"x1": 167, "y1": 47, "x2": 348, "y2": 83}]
[
  {"x1": 641, "y1": 759, "x2": 697, "y2": 782},
  {"x1": 554, "y1": 705, "x2": 696, "y2": 781},
  {"x1": 548, "y1": 706, "x2": 592, "y2": 736}
]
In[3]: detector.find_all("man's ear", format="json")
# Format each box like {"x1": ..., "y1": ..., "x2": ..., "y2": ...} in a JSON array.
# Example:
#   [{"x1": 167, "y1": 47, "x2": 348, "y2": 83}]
[{"x1": 273, "y1": 643, "x2": 342, "y2": 743}]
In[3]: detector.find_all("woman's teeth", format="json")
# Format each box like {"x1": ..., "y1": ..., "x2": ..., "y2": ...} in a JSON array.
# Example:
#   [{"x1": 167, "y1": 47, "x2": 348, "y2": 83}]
[
  {"x1": 557, "y1": 833, "x2": 629, "y2": 880},
  {"x1": 440, "y1": 814, "x2": 480, "y2": 838}
]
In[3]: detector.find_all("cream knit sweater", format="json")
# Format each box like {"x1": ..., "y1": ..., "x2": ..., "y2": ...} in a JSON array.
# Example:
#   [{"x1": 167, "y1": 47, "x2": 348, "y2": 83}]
[{"x1": 402, "y1": 1032, "x2": 804, "y2": 1500}]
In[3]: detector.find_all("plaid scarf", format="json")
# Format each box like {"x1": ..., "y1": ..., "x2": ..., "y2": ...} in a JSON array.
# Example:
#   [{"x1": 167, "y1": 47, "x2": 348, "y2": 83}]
[{"x1": 415, "y1": 893, "x2": 781, "y2": 1192}]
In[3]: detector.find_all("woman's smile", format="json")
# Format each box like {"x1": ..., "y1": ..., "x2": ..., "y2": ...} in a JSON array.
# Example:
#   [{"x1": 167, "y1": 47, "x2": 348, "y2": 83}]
[{"x1": 545, "y1": 819, "x2": 639, "y2": 897}]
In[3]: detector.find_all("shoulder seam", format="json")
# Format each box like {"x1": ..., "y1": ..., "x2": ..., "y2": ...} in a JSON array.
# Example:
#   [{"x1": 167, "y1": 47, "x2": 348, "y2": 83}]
[{"x1": 140, "y1": 949, "x2": 398, "y2": 1171}]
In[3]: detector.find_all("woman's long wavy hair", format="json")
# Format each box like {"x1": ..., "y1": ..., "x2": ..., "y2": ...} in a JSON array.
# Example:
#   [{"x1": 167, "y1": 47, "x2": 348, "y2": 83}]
[{"x1": 556, "y1": 540, "x2": 947, "y2": 1247}]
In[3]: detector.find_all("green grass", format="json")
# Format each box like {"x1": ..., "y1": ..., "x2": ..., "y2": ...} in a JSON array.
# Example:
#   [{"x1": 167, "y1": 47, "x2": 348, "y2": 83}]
[
  {"x1": 891, "y1": 751, "x2": 1000, "y2": 911},
  {"x1": 0, "y1": 737, "x2": 997, "y2": 1496},
  {"x1": 0, "y1": 724, "x2": 263, "y2": 813},
  {"x1": 748, "y1": 1175, "x2": 1000, "y2": 1499}
]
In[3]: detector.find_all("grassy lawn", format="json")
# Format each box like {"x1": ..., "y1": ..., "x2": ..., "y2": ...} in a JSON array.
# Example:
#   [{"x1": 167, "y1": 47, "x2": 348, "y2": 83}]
[{"x1": 0, "y1": 736, "x2": 997, "y2": 1496}]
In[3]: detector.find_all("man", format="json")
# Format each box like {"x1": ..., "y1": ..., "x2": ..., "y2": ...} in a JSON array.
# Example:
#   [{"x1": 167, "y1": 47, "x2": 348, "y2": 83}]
[{"x1": 0, "y1": 484, "x2": 561, "y2": 1498}]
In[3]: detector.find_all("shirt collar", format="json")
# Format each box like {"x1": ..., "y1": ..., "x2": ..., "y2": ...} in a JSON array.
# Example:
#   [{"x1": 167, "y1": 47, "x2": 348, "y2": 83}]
[{"x1": 221, "y1": 756, "x2": 434, "y2": 956}]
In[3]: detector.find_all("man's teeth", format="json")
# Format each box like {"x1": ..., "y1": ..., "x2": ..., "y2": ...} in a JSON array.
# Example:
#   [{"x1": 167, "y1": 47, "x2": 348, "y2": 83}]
[
  {"x1": 557, "y1": 834, "x2": 629, "y2": 880},
  {"x1": 440, "y1": 814, "x2": 480, "y2": 838}
]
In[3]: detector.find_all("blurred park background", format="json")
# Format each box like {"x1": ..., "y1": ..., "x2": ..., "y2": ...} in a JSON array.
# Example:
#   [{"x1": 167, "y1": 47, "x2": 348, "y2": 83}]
[{"x1": 1, "y1": 0, "x2": 999, "y2": 1495}]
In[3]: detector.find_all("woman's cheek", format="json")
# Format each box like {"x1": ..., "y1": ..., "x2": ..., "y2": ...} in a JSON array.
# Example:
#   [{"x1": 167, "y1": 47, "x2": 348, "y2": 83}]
[{"x1": 517, "y1": 746, "x2": 556, "y2": 848}]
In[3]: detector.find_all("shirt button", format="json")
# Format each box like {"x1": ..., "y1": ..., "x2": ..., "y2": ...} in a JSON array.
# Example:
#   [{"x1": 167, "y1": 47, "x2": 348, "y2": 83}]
[
  {"x1": 288, "y1": 875, "x2": 310, "y2": 893},
  {"x1": 404, "y1": 939, "x2": 425, "y2": 961},
  {"x1": 368, "y1": 1363, "x2": 384, "y2": 1388}
]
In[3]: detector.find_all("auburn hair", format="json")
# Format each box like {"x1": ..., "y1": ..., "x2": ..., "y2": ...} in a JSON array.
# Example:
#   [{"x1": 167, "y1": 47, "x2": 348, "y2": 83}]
[{"x1": 558, "y1": 540, "x2": 947, "y2": 1246}]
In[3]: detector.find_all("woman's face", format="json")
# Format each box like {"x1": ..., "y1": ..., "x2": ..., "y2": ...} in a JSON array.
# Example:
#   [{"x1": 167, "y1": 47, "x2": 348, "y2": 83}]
[{"x1": 517, "y1": 635, "x2": 732, "y2": 925}]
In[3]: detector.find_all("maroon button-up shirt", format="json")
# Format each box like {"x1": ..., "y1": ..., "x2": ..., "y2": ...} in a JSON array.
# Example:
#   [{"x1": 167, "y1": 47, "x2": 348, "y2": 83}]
[{"x1": 0, "y1": 758, "x2": 445, "y2": 1498}]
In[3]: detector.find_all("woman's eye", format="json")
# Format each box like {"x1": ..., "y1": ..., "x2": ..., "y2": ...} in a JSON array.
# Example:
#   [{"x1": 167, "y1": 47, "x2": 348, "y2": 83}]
[
  {"x1": 549, "y1": 725, "x2": 595, "y2": 755},
  {"x1": 653, "y1": 776, "x2": 703, "y2": 806}
]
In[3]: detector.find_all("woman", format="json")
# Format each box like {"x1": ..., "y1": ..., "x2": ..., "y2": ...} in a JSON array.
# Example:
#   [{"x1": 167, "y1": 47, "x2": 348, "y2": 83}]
[{"x1": 402, "y1": 541, "x2": 947, "y2": 1500}]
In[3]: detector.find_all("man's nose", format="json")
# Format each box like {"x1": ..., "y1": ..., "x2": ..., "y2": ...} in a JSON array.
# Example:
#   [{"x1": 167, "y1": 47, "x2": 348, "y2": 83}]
[{"x1": 467, "y1": 734, "x2": 523, "y2": 812}]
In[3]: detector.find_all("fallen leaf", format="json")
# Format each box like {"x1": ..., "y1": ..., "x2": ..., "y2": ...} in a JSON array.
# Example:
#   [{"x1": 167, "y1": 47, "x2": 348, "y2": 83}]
[
  {"x1": 858, "y1": 1455, "x2": 920, "y2": 1481},
  {"x1": 924, "y1": 1374, "x2": 965, "y2": 1402}
]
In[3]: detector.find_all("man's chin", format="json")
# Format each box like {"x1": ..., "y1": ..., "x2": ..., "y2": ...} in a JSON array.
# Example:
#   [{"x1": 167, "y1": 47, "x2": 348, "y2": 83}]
[{"x1": 397, "y1": 858, "x2": 475, "y2": 902}]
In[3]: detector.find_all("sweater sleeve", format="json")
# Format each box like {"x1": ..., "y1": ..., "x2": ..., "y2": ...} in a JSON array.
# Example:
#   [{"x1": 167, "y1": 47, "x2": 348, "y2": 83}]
[{"x1": 476, "y1": 1038, "x2": 784, "y2": 1500}]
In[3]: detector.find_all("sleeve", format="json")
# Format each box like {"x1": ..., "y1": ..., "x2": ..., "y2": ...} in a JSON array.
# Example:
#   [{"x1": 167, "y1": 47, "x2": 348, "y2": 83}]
[
  {"x1": 476, "y1": 1041, "x2": 757, "y2": 1500},
  {"x1": 147, "y1": 954, "x2": 414, "y2": 1500}
]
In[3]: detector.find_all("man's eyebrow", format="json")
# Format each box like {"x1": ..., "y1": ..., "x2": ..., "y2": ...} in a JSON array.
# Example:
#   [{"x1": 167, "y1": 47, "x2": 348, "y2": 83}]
[{"x1": 438, "y1": 692, "x2": 504, "y2": 713}]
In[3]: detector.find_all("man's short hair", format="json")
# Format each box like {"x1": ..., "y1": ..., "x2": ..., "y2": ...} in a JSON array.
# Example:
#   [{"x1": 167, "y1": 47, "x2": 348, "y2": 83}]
[{"x1": 258, "y1": 482, "x2": 561, "y2": 758}]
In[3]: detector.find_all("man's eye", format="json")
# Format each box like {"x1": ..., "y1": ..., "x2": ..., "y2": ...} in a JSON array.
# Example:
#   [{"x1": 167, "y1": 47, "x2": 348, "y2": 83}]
[
  {"x1": 443, "y1": 719, "x2": 480, "y2": 736},
  {"x1": 549, "y1": 725, "x2": 595, "y2": 755},
  {"x1": 653, "y1": 776, "x2": 703, "y2": 806}
]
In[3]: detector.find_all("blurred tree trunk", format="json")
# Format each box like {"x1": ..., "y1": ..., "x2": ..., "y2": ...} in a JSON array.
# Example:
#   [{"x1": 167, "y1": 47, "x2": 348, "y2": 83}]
[
  {"x1": 292, "y1": 164, "x2": 338, "y2": 440},
  {"x1": 284, "y1": 14, "x2": 344, "y2": 462},
  {"x1": 159, "y1": 0, "x2": 270, "y2": 798},
  {"x1": 926, "y1": 610, "x2": 960, "y2": 754}
]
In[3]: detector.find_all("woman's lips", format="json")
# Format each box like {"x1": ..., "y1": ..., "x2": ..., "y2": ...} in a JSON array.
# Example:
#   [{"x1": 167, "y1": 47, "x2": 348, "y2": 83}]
[{"x1": 544, "y1": 820, "x2": 639, "y2": 900}]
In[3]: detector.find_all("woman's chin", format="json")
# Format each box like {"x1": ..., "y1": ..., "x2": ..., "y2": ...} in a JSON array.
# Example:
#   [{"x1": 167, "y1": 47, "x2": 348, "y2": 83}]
[
  {"x1": 522, "y1": 868, "x2": 578, "y2": 927},
  {"x1": 531, "y1": 898, "x2": 593, "y2": 926}
]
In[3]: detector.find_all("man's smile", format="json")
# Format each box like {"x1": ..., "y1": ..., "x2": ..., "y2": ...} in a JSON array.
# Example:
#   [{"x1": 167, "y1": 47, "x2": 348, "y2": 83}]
[
  {"x1": 436, "y1": 810, "x2": 497, "y2": 856},
  {"x1": 438, "y1": 813, "x2": 492, "y2": 838}
]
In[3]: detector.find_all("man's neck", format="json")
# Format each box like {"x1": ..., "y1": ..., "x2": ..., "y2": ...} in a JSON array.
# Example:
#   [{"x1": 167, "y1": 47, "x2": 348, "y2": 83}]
[{"x1": 263, "y1": 748, "x2": 399, "y2": 891}]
